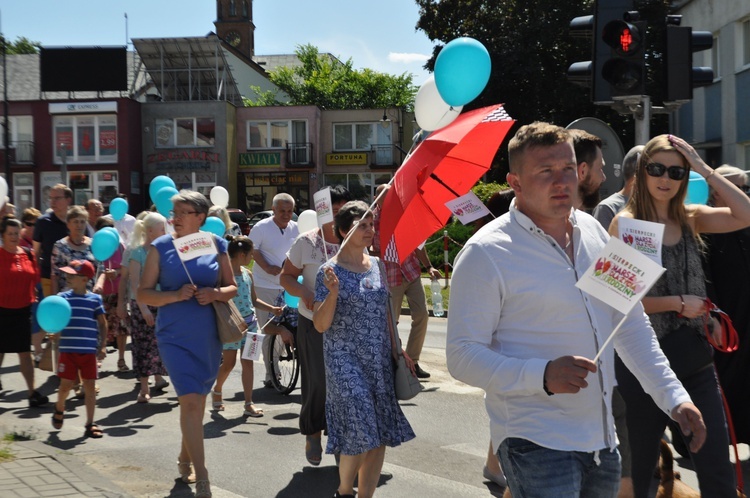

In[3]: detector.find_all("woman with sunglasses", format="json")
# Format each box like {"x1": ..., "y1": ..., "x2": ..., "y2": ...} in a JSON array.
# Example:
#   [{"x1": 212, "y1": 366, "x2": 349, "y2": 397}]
[{"x1": 609, "y1": 134, "x2": 750, "y2": 498}]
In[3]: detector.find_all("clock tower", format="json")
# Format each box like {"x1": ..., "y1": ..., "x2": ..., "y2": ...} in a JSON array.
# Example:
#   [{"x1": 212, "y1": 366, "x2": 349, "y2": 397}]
[{"x1": 215, "y1": 0, "x2": 255, "y2": 59}]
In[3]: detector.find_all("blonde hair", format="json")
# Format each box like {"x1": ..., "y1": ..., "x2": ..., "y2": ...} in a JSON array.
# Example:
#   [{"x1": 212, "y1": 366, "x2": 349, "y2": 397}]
[
  {"x1": 208, "y1": 205, "x2": 232, "y2": 231},
  {"x1": 130, "y1": 211, "x2": 166, "y2": 250}
]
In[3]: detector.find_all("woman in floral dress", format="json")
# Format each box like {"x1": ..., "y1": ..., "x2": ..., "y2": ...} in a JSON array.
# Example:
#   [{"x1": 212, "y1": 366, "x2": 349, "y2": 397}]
[{"x1": 313, "y1": 200, "x2": 415, "y2": 498}]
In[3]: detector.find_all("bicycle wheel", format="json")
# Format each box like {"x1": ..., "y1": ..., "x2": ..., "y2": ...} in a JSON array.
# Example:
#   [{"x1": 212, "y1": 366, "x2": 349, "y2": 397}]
[{"x1": 270, "y1": 334, "x2": 299, "y2": 395}]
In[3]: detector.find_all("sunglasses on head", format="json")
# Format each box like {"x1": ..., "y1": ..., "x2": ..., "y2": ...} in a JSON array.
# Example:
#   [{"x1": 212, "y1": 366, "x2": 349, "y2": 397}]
[{"x1": 645, "y1": 162, "x2": 688, "y2": 181}]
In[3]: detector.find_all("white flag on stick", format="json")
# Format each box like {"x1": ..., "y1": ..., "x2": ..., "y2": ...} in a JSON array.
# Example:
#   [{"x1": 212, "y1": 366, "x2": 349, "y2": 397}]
[
  {"x1": 576, "y1": 237, "x2": 665, "y2": 315},
  {"x1": 173, "y1": 232, "x2": 216, "y2": 262},
  {"x1": 314, "y1": 187, "x2": 334, "y2": 226},
  {"x1": 577, "y1": 237, "x2": 666, "y2": 362},
  {"x1": 445, "y1": 191, "x2": 491, "y2": 225}
]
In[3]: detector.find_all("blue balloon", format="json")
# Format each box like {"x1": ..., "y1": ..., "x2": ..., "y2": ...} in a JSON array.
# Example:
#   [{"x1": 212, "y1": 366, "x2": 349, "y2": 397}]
[
  {"x1": 101, "y1": 226, "x2": 120, "y2": 240},
  {"x1": 149, "y1": 175, "x2": 176, "y2": 202},
  {"x1": 685, "y1": 171, "x2": 709, "y2": 205},
  {"x1": 434, "y1": 37, "x2": 492, "y2": 107},
  {"x1": 202, "y1": 216, "x2": 226, "y2": 238},
  {"x1": 155, "y1": 186, "x2": 179, "y2": 218},
  {"x1": 109, "y1": 197, "x2": 128, "y2": 221},
  {"x1": 92, "y1": 229, "x2": 119, "y2": 261},
  {"x1": 284, "y1": 276, "x2": 304, "y2": 309},
  {"x1": 37, "y1": 296, "x2": 72, "y2": 334}
]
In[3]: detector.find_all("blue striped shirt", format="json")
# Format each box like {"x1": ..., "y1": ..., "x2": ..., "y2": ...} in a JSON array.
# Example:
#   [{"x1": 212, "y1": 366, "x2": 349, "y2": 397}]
[{"x1": 57, "y1": 290, "x2": 105, "y2": 354}]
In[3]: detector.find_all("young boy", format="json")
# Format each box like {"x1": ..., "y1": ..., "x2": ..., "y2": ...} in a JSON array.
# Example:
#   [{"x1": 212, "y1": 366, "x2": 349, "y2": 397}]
[{"x1": 51, "y1": 260, "x2": 108, "y2": 438}]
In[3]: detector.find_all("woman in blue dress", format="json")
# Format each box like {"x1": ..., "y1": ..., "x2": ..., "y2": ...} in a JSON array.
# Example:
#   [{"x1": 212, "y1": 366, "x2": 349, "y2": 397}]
[
  {"x1": 138, "y1": 190, "x2": 237, "y2": 498},
  {"x1": 313, "y1": 200, "x2": 415, "y2": 498}
]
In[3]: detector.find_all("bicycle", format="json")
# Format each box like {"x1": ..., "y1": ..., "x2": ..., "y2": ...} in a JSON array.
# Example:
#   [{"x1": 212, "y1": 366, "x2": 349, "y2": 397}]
[{"x1": 266, "y1": 314, "x2": 300, "y2": 395}]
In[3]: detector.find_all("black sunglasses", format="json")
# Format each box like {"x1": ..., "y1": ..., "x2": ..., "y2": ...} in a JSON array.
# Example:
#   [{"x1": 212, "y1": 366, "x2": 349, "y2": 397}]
[{"x1": 645, "y1": 162, "x2": 688, "y2": 181}]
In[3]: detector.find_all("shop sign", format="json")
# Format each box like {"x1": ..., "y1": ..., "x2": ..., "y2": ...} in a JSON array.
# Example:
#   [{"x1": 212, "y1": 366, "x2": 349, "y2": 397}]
[
  {"x1": 49, "y1": 102, "x2": 118, "y2": 114},
  {"x1": 326, "y1": 152, "x2": 368, "y2": 165},
  {"x1": 239, "y1": 152, "x2": 281, "y2": 168},
  {"x1": 147, "y1": 149, "x2": 221, "y2": 172}
]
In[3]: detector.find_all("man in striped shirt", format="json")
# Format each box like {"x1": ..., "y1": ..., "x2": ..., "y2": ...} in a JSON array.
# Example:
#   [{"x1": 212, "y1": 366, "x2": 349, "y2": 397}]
[{"x1": 52, "y1": 260, "x2": 108, "y2": 438}]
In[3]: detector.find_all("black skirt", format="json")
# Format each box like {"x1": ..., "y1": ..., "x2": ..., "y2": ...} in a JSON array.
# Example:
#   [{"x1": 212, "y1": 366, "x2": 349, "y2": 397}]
[{"x1": 0, "y1": 306, "x2": 32, "y2": 353}]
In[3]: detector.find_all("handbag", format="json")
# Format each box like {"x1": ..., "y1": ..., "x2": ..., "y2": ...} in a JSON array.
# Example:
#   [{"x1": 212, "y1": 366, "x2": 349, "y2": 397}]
[
  {"x1": 212, "y1": 299, "x2": 247, "y2": 344},
  {"x1": 211, "y1": 242, "x2": 248, "y2": 344},
  {"x1": 379, "y1": 260, "x2": 422, "y2": 400}
]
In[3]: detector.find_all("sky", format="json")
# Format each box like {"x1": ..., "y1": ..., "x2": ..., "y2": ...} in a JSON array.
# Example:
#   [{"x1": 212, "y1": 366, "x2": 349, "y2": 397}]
[{"x1": 2, "y1": 0, "x2": 436, "y2": 84}]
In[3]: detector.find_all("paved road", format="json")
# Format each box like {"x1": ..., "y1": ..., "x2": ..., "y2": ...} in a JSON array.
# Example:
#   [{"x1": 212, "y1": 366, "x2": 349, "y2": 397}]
[{"x1": 1, "y1": 316, "x2": 747, "y2": 497}]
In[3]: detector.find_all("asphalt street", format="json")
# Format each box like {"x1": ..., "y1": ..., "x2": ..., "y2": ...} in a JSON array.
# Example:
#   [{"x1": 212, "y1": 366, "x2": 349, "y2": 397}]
[{"x1": 1, "y1": 315, "x2": 747, "y2": 497}]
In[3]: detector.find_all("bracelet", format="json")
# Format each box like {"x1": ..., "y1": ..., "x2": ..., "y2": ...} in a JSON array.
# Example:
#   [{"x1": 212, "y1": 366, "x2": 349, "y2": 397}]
[
  {"x1": 704, "y1": 169, "x2": 715, "y2": 180},
  {"x1": 542, "y1": 361, "x2": 554, "y2": 396},
  {"x1": 678, "y1": 295, "x2": 685, "y2": 316}
]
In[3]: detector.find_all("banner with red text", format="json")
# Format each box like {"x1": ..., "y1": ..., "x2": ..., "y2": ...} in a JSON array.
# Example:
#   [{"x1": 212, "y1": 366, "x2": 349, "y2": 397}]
[{"x1": 173, "y1": 232, "x2": 216, "y2": 262}]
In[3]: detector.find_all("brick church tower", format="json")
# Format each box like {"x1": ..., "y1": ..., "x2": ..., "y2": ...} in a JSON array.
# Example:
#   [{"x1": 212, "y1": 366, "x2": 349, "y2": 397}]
[{"x1": 214, "y1": 0, "x2": 255, "y2": 58}]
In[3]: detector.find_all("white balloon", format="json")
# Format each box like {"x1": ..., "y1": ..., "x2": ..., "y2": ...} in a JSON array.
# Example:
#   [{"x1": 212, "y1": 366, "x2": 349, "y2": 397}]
[
  {"x1": 297, "y1": 209, "x2": 318, "y2": 234},
  {"x1": 209, "y1": 186, "x2": 229, "y2": 208},
  {"x1": 0, "y1": 176, "x2": 7, "y2": 210},
  {"x1": 414, "y1": 76, "x2": 463, "y2": 131}
]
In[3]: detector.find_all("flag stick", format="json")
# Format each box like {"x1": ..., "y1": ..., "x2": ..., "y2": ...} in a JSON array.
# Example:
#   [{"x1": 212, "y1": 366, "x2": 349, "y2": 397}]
[{"x1": 592, "y1": 312, "x2": 630, "y2": 363}]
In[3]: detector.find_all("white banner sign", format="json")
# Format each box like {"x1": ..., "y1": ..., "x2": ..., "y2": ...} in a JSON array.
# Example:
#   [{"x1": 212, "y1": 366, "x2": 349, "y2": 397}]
[
  {"x1": 617, "y1": 217, "x2": 665, "y2": 266},
  {"x1": 313, "y1": 187, "x2": 334, "y2": 225},
  {"x1": 575, "y1": 237, "x2": 665, "y2": 315},
  {"x1": 173, "y1": 232, "x2": 216, "y2": 262},
  {"x1": 445, "y1": 191, "x2": 492, "y2": 225}
]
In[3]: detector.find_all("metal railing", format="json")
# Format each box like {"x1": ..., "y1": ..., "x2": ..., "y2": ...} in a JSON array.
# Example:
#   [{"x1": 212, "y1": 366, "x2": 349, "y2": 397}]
[
  {"x1": 370, "y1": 143, "x2": 394, "y2": 167},
  {"x1": 0, "y1": 141, "x2": 35, "y2": 165}
]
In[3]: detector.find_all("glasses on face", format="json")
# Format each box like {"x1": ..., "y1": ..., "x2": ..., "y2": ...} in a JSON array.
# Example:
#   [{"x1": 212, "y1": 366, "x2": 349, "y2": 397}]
[
  {"x1": 24, "y1": 222, "x2": 35, "y2": 227},
  {"x1": 645, "y1": 162, "x2": 688, "y2": 181},
  {"x1": 169, "y1": 210, "x2": 198, "y2": 219}
]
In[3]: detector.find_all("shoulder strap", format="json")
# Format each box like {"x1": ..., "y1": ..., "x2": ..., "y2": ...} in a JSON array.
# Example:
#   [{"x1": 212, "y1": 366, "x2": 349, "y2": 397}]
[{"x1": 377, "y1": 258, "x2": 401, "y2": 361}]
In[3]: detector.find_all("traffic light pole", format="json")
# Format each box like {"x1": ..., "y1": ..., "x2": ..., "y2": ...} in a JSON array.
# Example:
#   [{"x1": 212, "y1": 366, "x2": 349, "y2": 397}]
[{"x1": 634, "y1": 95, "x2": 651, "y2": 145}]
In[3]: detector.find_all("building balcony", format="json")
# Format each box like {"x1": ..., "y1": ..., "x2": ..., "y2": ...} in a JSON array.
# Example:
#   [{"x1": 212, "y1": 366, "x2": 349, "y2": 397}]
[
  {"x1": 0, "y1": 141, "x2": 35, "y2": 167},
  {"x1": 286, "y1": 142, "x2": 314, "y2": 167}
]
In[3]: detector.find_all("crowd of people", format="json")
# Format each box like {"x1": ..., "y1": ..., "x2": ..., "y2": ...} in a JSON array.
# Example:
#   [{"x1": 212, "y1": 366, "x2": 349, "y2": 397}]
[{"x1": 2, "y1": 122, "x2": 750, "y2": 498}]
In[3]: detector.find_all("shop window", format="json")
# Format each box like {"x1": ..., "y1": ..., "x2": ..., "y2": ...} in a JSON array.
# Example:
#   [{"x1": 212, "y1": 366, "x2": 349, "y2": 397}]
[
  {"x1": 155, "y1": 117, "x2": 215, "y2": 148},
  {"x1": 53, "y1": 115, "x2": 117, "y2": 163},
  {"x1": 247, "y1": 120, "x2": 307, "y2": 150}
]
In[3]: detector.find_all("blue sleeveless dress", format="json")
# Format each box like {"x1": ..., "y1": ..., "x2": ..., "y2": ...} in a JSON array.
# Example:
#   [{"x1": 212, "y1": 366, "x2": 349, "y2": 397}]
[{"x1": 152, "y1": 233, "x2": 226, "y2": 396}]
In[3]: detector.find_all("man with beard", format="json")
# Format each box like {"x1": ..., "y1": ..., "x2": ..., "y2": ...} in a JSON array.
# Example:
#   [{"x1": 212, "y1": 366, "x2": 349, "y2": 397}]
[{"x1": 570, "y1": 129, "x2": 606, "y2": 211}]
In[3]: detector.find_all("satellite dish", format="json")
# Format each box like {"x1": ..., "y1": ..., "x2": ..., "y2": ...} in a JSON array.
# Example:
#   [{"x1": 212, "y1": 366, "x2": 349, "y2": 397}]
[{"x1": 567, "y1": 117, "x2": 625, "y2": 199}]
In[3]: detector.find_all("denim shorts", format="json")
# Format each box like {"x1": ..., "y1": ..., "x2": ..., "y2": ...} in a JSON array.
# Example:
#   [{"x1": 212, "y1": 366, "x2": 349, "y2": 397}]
[{"x1": 499, "y1": 437, "x2": 621, "y2": 498}]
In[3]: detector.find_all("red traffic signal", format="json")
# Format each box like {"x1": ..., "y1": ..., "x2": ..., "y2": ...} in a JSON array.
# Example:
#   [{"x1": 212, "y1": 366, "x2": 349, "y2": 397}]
[{"x1": 602, "y1": 20, "x2": 642, "y2": 56}]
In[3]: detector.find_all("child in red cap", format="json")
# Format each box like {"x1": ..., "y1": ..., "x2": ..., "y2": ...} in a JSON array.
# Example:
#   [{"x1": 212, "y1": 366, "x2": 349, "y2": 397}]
[{"x1": 51, "y1": 260, "x2": 108, "y2": 438}]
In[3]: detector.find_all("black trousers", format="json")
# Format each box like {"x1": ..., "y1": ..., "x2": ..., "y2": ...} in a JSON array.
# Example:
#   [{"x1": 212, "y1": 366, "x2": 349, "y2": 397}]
[
  {"x1": 297, "y1": 314, "x2": 327, "y2": 435},
  {"x1": 615, "y1": 356, "x2": 736, "y2": 497}
]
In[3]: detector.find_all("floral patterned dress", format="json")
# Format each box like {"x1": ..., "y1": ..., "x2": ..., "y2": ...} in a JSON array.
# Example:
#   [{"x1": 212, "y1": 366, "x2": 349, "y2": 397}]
[
  {"x1": 51, "y1": 237, "x2": 95, "y2": 292},
  {"x1": 314, "y1": 256, "x2": 415, "y2": 456}
]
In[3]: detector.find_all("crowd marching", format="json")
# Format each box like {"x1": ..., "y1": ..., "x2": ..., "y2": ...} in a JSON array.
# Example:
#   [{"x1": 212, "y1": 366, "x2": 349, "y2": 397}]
[{"x1": 1, "y1": 124, "x2": 750, "y2": 498}]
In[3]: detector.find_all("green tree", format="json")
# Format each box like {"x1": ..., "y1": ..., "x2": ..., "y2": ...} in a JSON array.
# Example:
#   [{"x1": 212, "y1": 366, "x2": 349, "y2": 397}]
[
  {"x1": 4, "y1": 36, "x2": 41, "y2": 54},
  {"x1": 415, "y1": 0, "x2": 670, "y2": 181},
  {"x1": 244, "y1": 44, "x2": 417, "y2": 109}
]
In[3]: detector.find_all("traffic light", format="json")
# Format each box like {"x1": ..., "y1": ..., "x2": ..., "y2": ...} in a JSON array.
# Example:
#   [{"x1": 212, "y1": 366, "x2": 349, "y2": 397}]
[
  {"x1": 567, "y1": 0, "x2": 646, "y2": 103},
  {"x1": 594, "y1": 0, "x2": 646, "y2": 103},
  {"x1": 664, "y1": 24, "x2": 714, "y2": 101}
]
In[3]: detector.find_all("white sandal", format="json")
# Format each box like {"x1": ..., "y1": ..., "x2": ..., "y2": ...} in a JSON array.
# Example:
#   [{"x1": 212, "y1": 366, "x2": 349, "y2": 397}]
[{"x1": 210, "y1": 391, "x2": 224, "y2": 411}]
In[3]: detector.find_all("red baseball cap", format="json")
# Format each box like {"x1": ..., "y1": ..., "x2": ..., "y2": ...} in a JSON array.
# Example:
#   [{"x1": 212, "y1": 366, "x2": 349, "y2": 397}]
[{"x1": 59, "y1": 260, "x2": 96, "y2": 279}]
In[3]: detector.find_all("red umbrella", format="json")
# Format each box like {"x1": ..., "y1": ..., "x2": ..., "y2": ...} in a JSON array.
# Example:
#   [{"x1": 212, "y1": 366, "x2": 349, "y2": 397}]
[{"x1": 379, "y1": 104, "x2": 515, "y2": 263}]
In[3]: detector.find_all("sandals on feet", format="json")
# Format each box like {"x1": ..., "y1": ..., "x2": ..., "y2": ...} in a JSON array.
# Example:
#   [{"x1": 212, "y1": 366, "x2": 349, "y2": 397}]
[
  {"x1": 243, "y1": 402, "x2": 264, "y2": 418},
  {"x1": 195, "y1": 479, "x2": 212, "y2": 498},
  {"x1": 137, "y1": 392, "x2": 150, "y2": 403},
  {"x1": 153, "y1": 378, "x2": 170, "y2": 391},
  {"x1": 210, "y1": 390, "x2": 224, "y2": 411},
  {"x1": 117, "y1": 359, "x2": 129, "y2": 372},
  {"x1": 305, "y1": 435, "x2": 322, "y2": 466},
  {"x1": 51, "y1": 409, "x2": 64, "y2": 430},
  {"x1": 177, "y1": 458, "x2": 196, "y2": 484},
  {"x1": 84, "y1": 423, "x2": 103, "y2": 438}
]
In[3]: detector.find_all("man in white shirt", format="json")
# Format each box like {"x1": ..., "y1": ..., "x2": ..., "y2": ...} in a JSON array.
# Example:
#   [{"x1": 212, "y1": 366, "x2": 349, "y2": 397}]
[
  {"x1": 101, "y1": 194, "x2": 136, "y2": 246},
  {"x1": 446, "y1": 122, "x2": 705, "y2": 497},
  {"x1": 249, "y1": 193, "x2": 299, "y2": 386}
]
